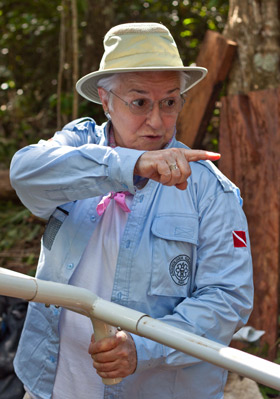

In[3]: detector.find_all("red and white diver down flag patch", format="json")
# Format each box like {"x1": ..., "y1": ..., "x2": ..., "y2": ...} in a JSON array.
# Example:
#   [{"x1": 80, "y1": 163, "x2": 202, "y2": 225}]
[{"x1": 232, "y1": 231, "x2": 247, "y2": 247}]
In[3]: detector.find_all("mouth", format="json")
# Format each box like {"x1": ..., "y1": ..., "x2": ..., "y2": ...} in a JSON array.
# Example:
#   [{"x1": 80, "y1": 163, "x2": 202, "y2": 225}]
[{"x1": 143, "y1": 135, "x2": 162, "y2": 140}]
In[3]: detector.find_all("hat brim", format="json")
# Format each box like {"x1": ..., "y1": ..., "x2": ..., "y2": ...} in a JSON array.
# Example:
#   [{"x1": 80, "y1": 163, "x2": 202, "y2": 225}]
[{"x1": 76, "y1": 66, "x2": 207, "y2": 104}]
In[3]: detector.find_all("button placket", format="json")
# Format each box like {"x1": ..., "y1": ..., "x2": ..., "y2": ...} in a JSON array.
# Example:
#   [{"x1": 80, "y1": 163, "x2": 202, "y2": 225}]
[{"x1": 66, "y1": 263, "x2": 74, "y2": 270}]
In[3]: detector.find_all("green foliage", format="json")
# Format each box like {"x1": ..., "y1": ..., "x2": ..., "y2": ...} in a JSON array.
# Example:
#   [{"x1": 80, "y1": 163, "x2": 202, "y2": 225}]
[
  {"x1": 0, "y1": 0, "x2": 62, "y2": 165},
  {"x1": 107, "y1": 0, "x2": 228, "y2": 64},
  {"x1": 0, "y1": 0, "x2": 229, "y2": 159},
  {"x1": 0, "y1": 201, "x2": 44, "y2": 271},
  {"x1": 0, "y1": 1, "x2": 229, "y2": 270},
  {"x1": 260, "y1": 385, "x2": 280, "y2": 399},
  {"x1": 1, "y1": 5, "x2": 280, "y2": 393}
]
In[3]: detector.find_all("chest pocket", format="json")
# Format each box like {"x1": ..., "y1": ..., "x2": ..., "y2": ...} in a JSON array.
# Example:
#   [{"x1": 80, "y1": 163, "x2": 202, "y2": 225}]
[{"x1": 149, "y1": 214, "x2": 198, "y2": 298}]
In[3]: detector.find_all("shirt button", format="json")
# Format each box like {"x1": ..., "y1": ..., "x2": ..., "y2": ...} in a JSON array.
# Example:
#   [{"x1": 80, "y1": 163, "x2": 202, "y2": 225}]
[
  {"x1": 90, "y1": 215, "x2": 96, "y2": 222},
  {"x1": 67, "y1": 263, "x2": 74, "y2": 270},
  {"x1": 139, "y1": 194, "x2": 144, "y2": 202},
  {"x1": 126, "y1": 240, "x2": 131, "y2": 248}
]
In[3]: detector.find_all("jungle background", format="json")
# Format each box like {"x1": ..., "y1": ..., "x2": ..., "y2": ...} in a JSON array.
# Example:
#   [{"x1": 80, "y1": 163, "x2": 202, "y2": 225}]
[
  {"x1": 0, "y1": 0, "x2": 228, "y2": 273},
  {"x1": 0, "y1": 1, "x2": 280, "y2": 398},
  {"x1": 0, "y1": 0, "x2": 229, "y2": 288}
]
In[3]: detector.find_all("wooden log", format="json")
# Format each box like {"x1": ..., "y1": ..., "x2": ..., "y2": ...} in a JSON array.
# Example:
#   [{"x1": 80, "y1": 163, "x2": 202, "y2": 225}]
[
  {"x1": 219, "y1": 87, "x2": 280, "y2": 360},
  {"x1": 176, "y1": 30, "x2": 237, "y2": 148},
  {"x1": 0, "y1": 170, "x2": 19, "y2": 202}
]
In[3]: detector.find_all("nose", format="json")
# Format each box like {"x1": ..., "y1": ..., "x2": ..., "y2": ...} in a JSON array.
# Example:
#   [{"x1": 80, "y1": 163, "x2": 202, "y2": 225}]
[{"x1": 145, "y1": 103, "x2": 163, "y2": 130}]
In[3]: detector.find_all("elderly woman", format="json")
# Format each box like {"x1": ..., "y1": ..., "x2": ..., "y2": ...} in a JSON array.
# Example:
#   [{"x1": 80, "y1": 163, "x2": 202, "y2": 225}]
[{"x1": 10, "y1": 23, "x2": 253, "y2": 399}]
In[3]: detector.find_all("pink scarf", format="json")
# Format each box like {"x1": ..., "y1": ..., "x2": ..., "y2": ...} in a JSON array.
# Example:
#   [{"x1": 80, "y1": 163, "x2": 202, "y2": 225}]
[{"x1": 96, "y1": 126, "x2": 132, "y2": 216}]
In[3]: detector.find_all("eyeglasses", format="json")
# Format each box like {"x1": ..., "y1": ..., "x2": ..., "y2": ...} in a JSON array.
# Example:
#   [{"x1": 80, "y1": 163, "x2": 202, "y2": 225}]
[{"x1": 109, "y1": 90, "x2": 185, "y2": 115}]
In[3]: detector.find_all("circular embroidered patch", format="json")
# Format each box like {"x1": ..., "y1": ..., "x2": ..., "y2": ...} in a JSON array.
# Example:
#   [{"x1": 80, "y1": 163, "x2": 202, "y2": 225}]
[{"x1": 169, "y1": 254, "x2": 191, "y2": 286}]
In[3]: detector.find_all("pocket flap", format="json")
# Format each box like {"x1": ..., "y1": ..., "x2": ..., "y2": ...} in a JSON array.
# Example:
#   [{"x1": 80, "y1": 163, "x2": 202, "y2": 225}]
[{"x1": 151, "y1": 214, "x2": 198, "y2": 245}]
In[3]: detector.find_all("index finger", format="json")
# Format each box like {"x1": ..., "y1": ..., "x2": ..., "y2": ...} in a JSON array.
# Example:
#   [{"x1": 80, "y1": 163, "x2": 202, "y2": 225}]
[
  {"x1": 183, "y1": 150, "x2": 221, "y2": 162},
  {"x1": 91, "y1": 336, "x2": 119, "y2": 355}
]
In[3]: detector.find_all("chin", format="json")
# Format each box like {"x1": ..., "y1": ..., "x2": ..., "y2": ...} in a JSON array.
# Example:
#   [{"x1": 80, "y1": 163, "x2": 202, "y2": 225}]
[{"x1": 136, "y1": 144, "x2": 163, "y2": 151}]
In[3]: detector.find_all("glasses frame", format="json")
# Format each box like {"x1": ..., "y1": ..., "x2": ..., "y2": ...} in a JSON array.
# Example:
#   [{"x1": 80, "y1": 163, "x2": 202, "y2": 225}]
[{"x1": 109, "y1": 90, "x2": 185, "y2": 115}]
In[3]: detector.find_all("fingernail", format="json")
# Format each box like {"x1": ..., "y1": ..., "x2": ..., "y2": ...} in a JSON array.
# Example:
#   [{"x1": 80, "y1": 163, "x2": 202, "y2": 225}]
[{"x1": 206, "y1": 151, "x2": 221, "y2": 159}]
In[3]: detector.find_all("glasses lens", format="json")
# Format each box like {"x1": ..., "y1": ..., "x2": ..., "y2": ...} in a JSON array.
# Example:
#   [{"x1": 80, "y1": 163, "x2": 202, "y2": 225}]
[
  {"x1": 115, "y1": 93, "x2": 185, "y2": 116},
  {"x1": 161, "y1": 97, "x2": 184, "y2": 114},
  {"x1": 129, "y1": 99, "x2": 152, "y2": 115}
]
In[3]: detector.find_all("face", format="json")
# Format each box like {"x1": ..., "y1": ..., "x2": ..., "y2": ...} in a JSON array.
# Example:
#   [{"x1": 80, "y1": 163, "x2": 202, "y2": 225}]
[{"x1": 98, "y1": 71, "x2": 181, "y2": 151}]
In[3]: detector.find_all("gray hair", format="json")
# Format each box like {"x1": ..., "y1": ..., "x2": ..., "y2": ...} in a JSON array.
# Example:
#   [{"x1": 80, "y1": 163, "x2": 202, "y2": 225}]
[
  {"x1": 97, "y1": 71, "x2": 190, "y2": 111},
  {"x1": 97, "y1": 74, "x2": 121, "y2": 110}
]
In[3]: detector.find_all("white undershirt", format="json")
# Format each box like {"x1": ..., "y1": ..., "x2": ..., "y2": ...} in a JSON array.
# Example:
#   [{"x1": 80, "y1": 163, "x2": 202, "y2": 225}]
[{"x1": 52, "y1": 196, "x2": 132, "y2": 399}]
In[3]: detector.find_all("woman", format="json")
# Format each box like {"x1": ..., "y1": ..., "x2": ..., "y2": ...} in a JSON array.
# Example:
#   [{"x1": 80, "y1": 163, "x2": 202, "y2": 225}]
[{"x1": 10, "y1": 22, "x2": 253, "y2": 399}]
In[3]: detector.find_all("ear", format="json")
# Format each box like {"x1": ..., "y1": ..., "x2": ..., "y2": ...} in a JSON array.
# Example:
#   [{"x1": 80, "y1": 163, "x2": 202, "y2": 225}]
[{"x1": 98, "y1": 87, "x2": 109, "y2": 112}]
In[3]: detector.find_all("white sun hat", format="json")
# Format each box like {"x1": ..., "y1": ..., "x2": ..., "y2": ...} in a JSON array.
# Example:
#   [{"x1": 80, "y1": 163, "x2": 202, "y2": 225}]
[{"x1": 76, "y1": 22, "x2": 207, "y2": 104}]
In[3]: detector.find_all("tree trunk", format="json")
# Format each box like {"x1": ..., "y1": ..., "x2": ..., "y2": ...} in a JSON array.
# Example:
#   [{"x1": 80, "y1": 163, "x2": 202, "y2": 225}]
[
  {"x1": 80, "y1": 1, "x2": 116, "y2": 77},
  {"x1": 220, "y1": 0, "x2": 280, "y2": 359},
  {"x1": 223, "y1": 0, "x2": 280, "y2": 95},
  {"x1": 219, "y1": 88, "x2": 280, "y2": 360},
  {"x1": 176, "y1": 30, "x2": 236, "y2": 148}
]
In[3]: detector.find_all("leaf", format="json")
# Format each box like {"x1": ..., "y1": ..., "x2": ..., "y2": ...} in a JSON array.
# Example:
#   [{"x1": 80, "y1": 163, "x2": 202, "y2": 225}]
[
  {"x1": 183, "y1": 17, "x2": 198, "y2": 26},
  {"x1": 180, "y1": 30, "x2": 192, "y2": 37}
]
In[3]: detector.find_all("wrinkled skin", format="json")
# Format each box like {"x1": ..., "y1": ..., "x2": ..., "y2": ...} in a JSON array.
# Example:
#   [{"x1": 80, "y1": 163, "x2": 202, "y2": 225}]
[{"x1": 89, "y1": 331, "x2": 137, "y2": 379}]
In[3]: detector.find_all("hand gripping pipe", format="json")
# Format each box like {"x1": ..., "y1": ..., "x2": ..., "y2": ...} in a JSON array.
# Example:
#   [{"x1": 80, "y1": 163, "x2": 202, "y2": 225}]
[{"x1": 0, "y1": 267, "x2": 280, "y2": 390}]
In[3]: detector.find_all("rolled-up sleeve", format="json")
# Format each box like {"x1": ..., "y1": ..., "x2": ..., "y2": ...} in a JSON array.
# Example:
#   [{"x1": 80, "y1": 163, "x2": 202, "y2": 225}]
[
  {"x1": 133, "y1": 178, "x2": 253, "y2": 372},
  {"x1": 10, "y1": 120, "x2": 145, "y2": 219}
]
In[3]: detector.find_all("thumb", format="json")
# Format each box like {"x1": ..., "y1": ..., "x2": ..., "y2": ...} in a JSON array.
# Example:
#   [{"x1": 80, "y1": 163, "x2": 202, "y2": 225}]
[{"x1": 116, "y1": 330, "x2": 128, "y2": 343}]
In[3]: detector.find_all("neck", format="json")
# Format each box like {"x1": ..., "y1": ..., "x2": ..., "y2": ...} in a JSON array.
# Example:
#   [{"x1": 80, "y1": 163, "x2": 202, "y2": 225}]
[{"x1": 108, "y1": 124, "x2": 117, "y2": 148}]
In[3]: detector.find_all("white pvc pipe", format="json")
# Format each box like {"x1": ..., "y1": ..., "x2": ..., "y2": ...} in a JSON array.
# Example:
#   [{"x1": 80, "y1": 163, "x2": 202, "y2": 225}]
[
  {"x1": 0, "y1": 268, "x2": 280, "y2": 390},
  {"x1": 93, "y1": 297, "x2": 280, "y2": 390},
  {"x1": 136, "y1": 317, "x2": 280, "y2": 390},
  {"x1": 0, "y1": 268, "x2": 120, "y2": 385}
]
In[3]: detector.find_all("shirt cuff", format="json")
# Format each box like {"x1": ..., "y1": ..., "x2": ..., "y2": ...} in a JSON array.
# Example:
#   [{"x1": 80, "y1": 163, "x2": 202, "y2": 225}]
[
  {"x1": 108, "y1": 147, "x2": 146, "y2": 193},
  {"x1": 131, "y1": 333, "x2": 166, "y2": 373}
]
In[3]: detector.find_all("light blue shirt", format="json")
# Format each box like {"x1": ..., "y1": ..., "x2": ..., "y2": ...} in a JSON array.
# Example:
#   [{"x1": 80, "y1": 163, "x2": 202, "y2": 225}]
[{"x1": 10, "y1": 118, "x2": 253, "y2": 399}]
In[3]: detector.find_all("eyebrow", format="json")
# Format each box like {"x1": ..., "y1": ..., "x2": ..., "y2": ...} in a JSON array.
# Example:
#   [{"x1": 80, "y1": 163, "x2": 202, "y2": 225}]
[{"x1": 128, "y1": 88, "x2": 180, "y2": 95}]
